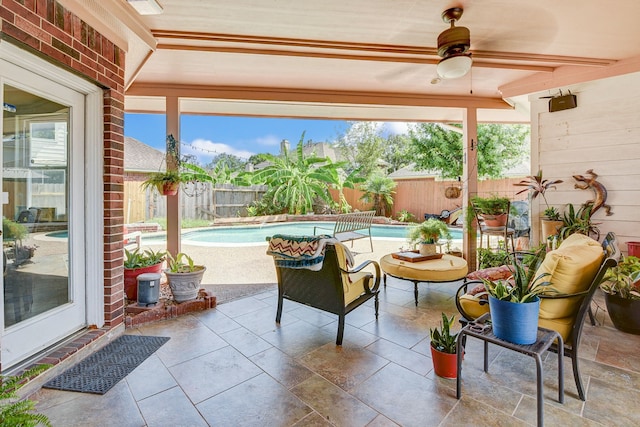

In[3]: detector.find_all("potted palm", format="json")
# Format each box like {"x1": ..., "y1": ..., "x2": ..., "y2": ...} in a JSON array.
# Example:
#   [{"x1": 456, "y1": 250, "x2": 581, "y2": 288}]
[
  {"x1": 514, "y1": 170, "x2": 563, "y2": 238},
  {"x1": 429, "y1": 312, "x2": 459, "y2": 378},
  {"x1": 164, "y1": 252, "x2": 206, "y2": 302},
  {"x1": 124, "y1": 248, "x2": 166, "y2": 301},
  {"x1": 482, "y1": 248, "x2": 554, "y2": 344},
  {"x1": 600, "y1": 255, "x2": 640, "y2": 334},
  {"x1": 408, "y1": 218, "x2": 451, "y2": 256},
  {"x1": 471, "y1": 195, "x2": 511, "y2": 227}
]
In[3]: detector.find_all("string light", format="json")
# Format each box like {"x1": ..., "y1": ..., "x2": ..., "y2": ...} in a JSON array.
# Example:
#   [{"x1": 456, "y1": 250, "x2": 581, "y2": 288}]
[{"x1": 179, "y1": 141, "x2": 252, "y2": 161}]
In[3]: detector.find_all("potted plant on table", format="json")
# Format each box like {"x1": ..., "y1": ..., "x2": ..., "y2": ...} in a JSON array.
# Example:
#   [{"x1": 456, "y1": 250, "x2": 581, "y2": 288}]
[
  {"x1": 514, "y1": 170, "x2": 563, "y2": 239},
  {"x1": 481, "y1": 248, "x2": 554, "y2": 344},
  {"x1": 164, "y1": 252, "x2": 206, "y2": 302},
  {"x1": 429, "y1": 312, "x2": 460, "y2": 378},
  {"x1": 471, "y1": 195, "x2": 511, "y2": 227},
  {"x1": 600, "y1": 255, "x2": 640, "y2": 334},
  {"x1": 408, "y1": 218, "x2": 451, "y2": 256},
  {"x1": 124, "y1": 248, "x2": 166, "y2": 301}
]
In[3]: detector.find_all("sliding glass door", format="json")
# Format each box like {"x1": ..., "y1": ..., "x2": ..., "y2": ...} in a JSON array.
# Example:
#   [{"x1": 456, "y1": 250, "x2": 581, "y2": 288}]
[{"x1": 1, "y1": 60, "x2": 86, "y2": 369}]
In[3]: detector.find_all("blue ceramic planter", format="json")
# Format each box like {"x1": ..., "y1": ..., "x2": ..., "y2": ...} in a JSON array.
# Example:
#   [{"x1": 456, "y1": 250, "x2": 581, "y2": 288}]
[{"x1": 488, "y1": 295, "x2": 540, "y2": 345}]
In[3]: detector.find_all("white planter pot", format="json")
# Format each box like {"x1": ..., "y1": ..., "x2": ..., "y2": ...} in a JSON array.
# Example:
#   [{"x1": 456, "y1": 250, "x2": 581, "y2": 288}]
[
  {"x1": 419, "y1": 243, "x2": 437, "y2": 256},
  {"x1": 165, "y1": 267, "x2": 206, "y2": 302}
]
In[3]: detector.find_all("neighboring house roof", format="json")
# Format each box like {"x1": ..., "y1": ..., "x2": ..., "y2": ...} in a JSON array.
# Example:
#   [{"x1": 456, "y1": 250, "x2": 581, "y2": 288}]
[
  {"x1": 125, "y1": 137, "x2": 166, "y2": 173},
  {"x1": 301, "y1": 141, "x2": 341, "y2": 162}
]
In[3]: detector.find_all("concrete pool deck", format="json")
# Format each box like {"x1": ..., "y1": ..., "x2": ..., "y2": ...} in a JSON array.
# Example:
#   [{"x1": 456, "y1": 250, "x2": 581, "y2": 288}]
[{"x1": 142, "y1": 238, "x2": 424, "y2": 286}]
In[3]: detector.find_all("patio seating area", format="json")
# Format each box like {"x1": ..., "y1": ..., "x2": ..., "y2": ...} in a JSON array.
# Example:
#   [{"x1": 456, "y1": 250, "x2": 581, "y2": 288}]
[{"x1": 29, "y1": 239, "x2": 640, "y2": 426}]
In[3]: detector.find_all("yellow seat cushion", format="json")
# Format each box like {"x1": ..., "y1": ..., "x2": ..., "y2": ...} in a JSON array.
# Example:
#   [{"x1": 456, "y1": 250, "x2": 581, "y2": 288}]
[
  {"x1": 380, "y1": 254, "x2": 468, "y2": 282},
  {"x1": 334, "y1": 243, "x2": 372, "y2": 306},
  {"x1": 344, "y1": 272, "x2": 370, "y2": 305},
  {"x1": 538, "y1": 316, "x2": 574, "y2": 342},
  {"x1": 459, "y1": 294, "x2": 490, "y2": 320},
  {"x1": 537, "y1": 233, "x2": 604, "y2": 320}
]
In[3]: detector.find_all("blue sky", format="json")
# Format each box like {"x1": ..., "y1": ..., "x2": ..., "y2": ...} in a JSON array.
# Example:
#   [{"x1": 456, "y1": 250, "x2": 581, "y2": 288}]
[{"x1": 124, "y1": 114, "x2": 410, "y2": 164}]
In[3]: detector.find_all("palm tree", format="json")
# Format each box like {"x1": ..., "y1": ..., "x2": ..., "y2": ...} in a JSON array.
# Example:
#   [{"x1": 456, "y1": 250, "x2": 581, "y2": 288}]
[
  {"x1": 241, "y1": 133, "x2": 339, "y2": 214},
  {"x1": 359, "y1": 173, "x2": 396, "y2": 217}
]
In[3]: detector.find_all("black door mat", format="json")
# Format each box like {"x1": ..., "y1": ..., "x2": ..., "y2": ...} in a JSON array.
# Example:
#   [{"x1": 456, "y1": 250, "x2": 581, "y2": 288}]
[{"x1": 43, "y1": 334, "x2": 170, "y2": 394}]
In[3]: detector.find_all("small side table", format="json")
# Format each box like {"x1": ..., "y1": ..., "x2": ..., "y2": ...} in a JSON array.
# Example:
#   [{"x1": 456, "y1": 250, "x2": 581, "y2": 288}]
[
  {"x1": 456, "y1": 313, "x2": 564, "y2": 427},
  {"x1": 379, "y1": 254, "x2": 468, "y2": 306}
]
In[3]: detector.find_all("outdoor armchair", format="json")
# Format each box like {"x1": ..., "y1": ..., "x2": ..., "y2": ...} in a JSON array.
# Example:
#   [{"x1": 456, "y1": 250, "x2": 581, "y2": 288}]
[{"x1": 268, "y1": 235, "x2": 380, "y2": 345}]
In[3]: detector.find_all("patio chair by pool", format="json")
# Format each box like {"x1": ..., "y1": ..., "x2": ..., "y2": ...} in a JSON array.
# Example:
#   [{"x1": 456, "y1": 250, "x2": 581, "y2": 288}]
[{"x1": 268, "y1": 235, "x2": 380, "y2": 345}]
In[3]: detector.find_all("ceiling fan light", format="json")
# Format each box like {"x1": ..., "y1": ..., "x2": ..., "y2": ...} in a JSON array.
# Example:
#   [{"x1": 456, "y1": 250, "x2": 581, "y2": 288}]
[
  {"x1": 127, "y1": 0, "x2": 163, "y2": 15},
  {"x1": 436, "y1": 55, "x2": 472, "y2": 79}
]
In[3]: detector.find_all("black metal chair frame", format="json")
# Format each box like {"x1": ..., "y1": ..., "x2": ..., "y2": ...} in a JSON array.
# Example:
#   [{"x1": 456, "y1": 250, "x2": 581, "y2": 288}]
[
  {"x1": 274, "y1": 244, "x2": 381, "y2": 345},
  {"x1": 472, "y1": 200, "x2": 516, "y2": 253},
  {"x1": 454, "y1": 232, "x2": 620, "y2": 400}
]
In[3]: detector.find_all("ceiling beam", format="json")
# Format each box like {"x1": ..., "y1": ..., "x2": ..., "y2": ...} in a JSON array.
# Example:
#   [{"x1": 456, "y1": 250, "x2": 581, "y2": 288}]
[
  {"x1": 499, "y1": 54, "x2": 640, "y2": 98},
  {"x1": 153, "y1": 30, "x2": 615, "y2": 68},
  {"x1": 126, "y1": 83, "x2": 513, "y2": 110}
]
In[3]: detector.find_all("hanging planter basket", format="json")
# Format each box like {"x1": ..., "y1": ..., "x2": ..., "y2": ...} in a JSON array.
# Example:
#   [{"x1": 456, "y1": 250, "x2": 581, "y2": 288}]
[
  {"x1": 445, "y1": 186, "x2": 461, "y2": 199},
  {"x1": 158, "y1": 182, "x2": 179, "y2": 196}
]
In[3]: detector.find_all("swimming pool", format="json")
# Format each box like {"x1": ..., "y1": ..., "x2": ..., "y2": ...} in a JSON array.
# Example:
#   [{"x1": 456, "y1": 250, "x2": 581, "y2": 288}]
[{"x1": 144, "y1": 221, "x2": 463, "y2": 247}]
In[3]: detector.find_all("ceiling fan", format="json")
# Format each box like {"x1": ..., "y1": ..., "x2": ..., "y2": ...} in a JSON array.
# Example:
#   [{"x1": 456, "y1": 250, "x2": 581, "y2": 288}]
[{"x1": 435, "y1": 7, "x2": 473, "y2": 80}]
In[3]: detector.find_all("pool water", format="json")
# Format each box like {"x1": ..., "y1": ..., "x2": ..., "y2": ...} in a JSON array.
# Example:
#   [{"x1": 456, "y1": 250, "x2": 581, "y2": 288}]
[{"x1": 175, "y1": 221, "x2": 463, "y2": 245}]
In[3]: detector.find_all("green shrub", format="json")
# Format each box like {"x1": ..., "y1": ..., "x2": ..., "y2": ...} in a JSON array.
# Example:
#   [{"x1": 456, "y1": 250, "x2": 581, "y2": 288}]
[{"x1": 0, "y1": 364, "x2": 52, "y2": 427}]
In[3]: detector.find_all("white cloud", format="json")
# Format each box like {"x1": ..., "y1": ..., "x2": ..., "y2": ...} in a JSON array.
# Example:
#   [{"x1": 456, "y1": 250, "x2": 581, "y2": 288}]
[
  {"x1": 381, "y1": 122, "x2": 411, "y2": 135},
  {"x1": 255, "y1": 134, "x2": 281, "y2": 146},
  {"x1": 184, "y1": 138, "x2": 254, "y2": 162}
]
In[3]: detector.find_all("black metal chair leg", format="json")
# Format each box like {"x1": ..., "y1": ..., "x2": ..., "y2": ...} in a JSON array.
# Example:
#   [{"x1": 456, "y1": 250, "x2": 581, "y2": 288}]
[{"x1": 337, "y1": 315, "x2": 345, "y2": 345}]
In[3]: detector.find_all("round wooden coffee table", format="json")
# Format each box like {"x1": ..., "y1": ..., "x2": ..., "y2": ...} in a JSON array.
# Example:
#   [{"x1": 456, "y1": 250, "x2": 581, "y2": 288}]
[{"x1": 380, "y1": 253, "x2": 468, "y2": 306}]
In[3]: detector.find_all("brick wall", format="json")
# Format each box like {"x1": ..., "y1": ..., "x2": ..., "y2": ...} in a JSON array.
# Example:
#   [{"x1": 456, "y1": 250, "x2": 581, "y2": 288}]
[{"x1": 1, "y1": 0, "x2": 126, "y2": 327}]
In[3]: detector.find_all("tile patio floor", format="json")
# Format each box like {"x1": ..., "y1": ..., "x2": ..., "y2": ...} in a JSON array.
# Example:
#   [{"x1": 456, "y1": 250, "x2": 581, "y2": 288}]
[{"x1": 32, "y1": 276, "x2": 640, "y2": 426}]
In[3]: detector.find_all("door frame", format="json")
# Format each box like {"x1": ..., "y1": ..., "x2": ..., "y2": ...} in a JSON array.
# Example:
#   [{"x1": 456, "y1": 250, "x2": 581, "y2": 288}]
[{"x1": 0, "y1": 41, "x2": 104, "y2": 364}]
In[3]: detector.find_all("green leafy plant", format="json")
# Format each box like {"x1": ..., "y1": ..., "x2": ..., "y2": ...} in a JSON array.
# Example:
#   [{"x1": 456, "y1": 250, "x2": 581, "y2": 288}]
[
  {"x1": 124, "y1": 248, "x2": 166, "y2": 269},
  {"x1": 0, "y1": 364, "x2": 52, "y2": 427},
  {"x1": 429, "y1": 312, "x2": 458, "y2": 354},
  {"x1": 514, "y1": 170, "x2": 563, "y2": 219},
  {"x1": 471, "y1": 195, "x2": 511, "y2": 216},
  {"x1": 477, "y1": 247, "x2": 508, "y2": 269},
  {"x1": 166, "y1": 252, "x2": 204, "y2": 273},
  {"x1": 543, "y1": 206, "x2": 562, "y2": 221},
  {"x1": 559, "y1": 203, "x2": 600, "y2": 240},
  {"x1": 140, "y1": 169, "x2": 185, "y2": 193},
  {"x1": 482, "y1": 247, "x2": 555, "y2": 303},
  {"x1": 359, "y1": 173, "x2": 396, "y2": 217},
  {"x1": 2, "y1": 218, "x2": 28, "y2": 241},
  {"x1": 408, "y1": 218, "x2": 451, "y2": 244},
  {"x1": 397, "y1": 210, "x2": 415, "y2": 223},
  {"x1": 600, "y1": 255, "x2": 640, "y2": 300}
]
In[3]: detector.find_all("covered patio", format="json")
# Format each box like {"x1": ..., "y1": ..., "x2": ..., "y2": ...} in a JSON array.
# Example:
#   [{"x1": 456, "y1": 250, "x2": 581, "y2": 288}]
[
  {"x1": 2, "y1": 0, "x2": 640, "y2": 425},
  {"x1": 31, "y1": 240, "x2": 640, "y2": 425}
]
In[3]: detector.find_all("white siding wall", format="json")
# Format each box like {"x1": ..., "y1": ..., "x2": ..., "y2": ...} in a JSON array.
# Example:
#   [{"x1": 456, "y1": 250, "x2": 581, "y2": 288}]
[{"x1": 529, "y1": 72, "x2": 640, "y2": 252}]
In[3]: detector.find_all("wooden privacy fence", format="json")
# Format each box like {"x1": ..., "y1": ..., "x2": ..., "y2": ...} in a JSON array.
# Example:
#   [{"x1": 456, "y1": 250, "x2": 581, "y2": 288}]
[
  {"x1": 126, "y1": 182, "x2": 267, "y2": 222},
  {"x1": 330, "y1": 177, "x2": 525, "y2": 220},
  {"x1": 125, "y1": 175, "x2": 523, "y2": 223}
]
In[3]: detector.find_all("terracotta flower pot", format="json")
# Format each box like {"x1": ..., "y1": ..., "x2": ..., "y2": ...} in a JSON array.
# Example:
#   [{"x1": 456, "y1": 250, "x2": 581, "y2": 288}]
[
  {"x1": 483, "y1": 213, "x2": 508, "y2": 227},
  {"x1": 430, "y1": 344, "x2": 458, "y2": 378},
  {"x1": 541, "y1": 219, "x2": 563, "y2": 240},
  {"x1": 158, "y1": 182, "x2": 179, "y2": 196}
]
